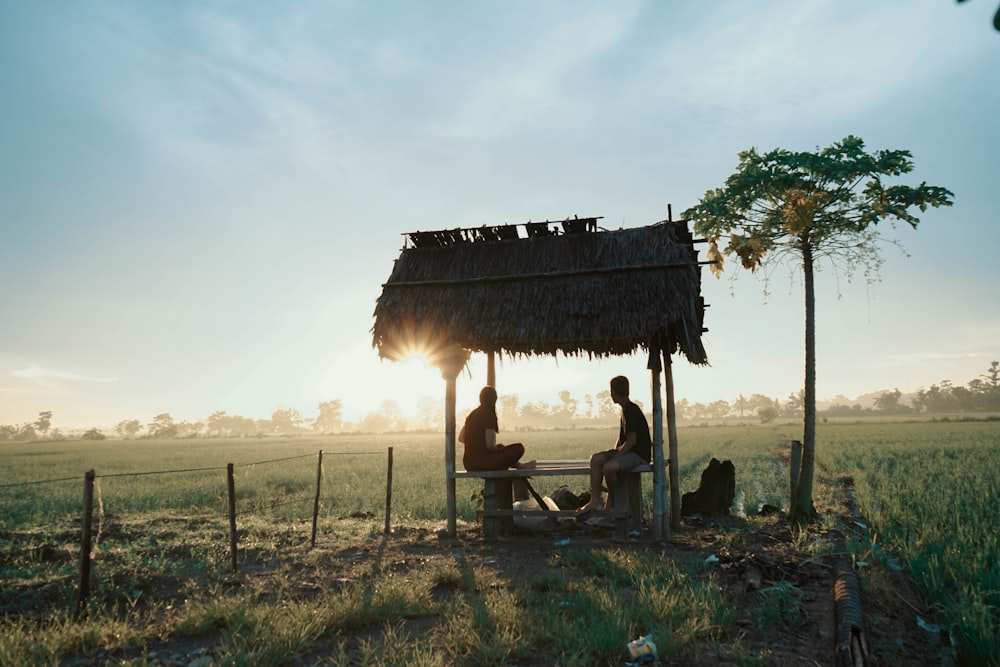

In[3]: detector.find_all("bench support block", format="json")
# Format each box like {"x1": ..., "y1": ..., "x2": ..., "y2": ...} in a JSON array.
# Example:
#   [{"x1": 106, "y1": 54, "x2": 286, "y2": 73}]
[{"x1": 480, "y1": 471, "x2": 644, "y2": 540}]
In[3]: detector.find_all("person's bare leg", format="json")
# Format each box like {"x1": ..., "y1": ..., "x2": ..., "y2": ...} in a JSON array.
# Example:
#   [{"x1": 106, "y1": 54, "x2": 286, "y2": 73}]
[
  {"x1": 496, "y1": 443, "x2": 527, "y2": 470},
  {"x1": 603, "y1": 460, "x2": 621, "y2": 511},
  {"x1": 515, "y1": 460, "x2": 537, "y2": 469},
  {"x1": 579, "y1": 452, "x2": 608, "y2": 512}
]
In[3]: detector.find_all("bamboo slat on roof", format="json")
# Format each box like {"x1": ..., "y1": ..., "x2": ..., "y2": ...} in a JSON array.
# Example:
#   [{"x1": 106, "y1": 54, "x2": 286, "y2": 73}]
[{"x1": 372, "y1": 219, "x2": 708, "y2": 365}]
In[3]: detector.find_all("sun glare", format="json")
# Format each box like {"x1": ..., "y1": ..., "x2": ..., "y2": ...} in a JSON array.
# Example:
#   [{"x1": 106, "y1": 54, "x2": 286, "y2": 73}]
[
  {"x1": 382, "y1": 353, "x2": 440, "y2": 406},
  {"x1": 397, "y1": 344, "x2": 433, "y2": 366},
  {"x1": 399, "y1": 349, "x2": 433, "y2": 369}
]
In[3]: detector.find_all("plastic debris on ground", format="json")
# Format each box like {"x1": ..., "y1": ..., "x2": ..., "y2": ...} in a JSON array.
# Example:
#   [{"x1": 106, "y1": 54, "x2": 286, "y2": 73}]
[
  {"x1": 917, "y1": 616, "x2": 941, "y2": 633},
  {"x1": 625, "y1": 634, "x2": 657, "y2": 665}
]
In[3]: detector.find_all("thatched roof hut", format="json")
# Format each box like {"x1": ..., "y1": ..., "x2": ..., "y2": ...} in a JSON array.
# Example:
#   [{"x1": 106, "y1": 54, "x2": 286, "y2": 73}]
[
  {"x1": 372, "y1": 218, "x2": 708, "y2": 364},
  {"x1": 372, "y1": 215, "x2": 710, "y2": 539}
]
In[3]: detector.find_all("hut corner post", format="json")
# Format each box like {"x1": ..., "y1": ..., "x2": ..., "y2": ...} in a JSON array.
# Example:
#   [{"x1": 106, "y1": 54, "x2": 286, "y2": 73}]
[
  {"x1": 648, "y1": 340, "x2": 667, "y2": 541},
  {"x1": 664, "y1": 348, "x2": 681, "y2": 530},
  {"x1": 441, "y1": 349, "x2": 470, "y2": 539}
]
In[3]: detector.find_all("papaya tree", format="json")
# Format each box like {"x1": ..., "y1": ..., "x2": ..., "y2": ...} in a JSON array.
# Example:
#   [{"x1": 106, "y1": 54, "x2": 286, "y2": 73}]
[{"x1": 683, "y1": 135, "x2": 953, "y2": 529}]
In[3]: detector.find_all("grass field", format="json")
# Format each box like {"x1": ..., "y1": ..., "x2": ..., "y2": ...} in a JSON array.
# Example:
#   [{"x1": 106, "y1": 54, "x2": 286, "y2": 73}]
[{"x1": 1, "y1": 420, "x2": 997, "y2": 664}]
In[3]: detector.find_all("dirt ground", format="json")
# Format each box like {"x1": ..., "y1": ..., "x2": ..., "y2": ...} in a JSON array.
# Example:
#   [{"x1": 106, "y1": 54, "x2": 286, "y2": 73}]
[
  {"x1": 43, "y1": 505, "x2": 956, "y2": 666},
  {"x1": 246, "y1": 508, "x2": 952, "y2": 667}
]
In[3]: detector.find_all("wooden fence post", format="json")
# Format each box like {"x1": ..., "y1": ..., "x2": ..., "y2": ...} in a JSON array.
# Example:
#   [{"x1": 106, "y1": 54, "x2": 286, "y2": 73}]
[
  {"x1": 227, "y1": 463, "x2": 238, "y2": 573},
  {"x1": 74, "y1": 469, "x2": 96, "y2": 619},
  {"x1": 384, "y1": 446, "x2": 394, "y2": 535},
  {"x1": 311, "y1": 450, "x2": 323, "y2": 547}
]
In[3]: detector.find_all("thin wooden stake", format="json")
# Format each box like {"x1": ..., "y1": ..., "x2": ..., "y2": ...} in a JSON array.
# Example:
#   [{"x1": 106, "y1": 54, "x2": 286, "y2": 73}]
[
  {"x1": 384, "y1": 446, "x2": 394, "y2": 535},
  {"x1": 74, "y1": 469, "x2": 95, "y2": 619},
  {"x1": 227, "y1": 463, "x2": 238, "y2": 573},
  {"x1": 311, "y1": 450, "x2": 323, "y2": 548}
]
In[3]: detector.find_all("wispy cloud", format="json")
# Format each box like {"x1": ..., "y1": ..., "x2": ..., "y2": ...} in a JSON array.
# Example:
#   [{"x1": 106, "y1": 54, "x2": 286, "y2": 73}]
[
  {"x1": 12, "y1": 367, "x2": 119, "y2": 384},
  {"x1": 428, "y1": 5, "x2": 642, "y2": 141},
  {"x1": 877, "y1": 352, "x2": 985, "y2": 366},
  {"x1": 645, "y1": 0, "x2": 971, "y2": 132},
  {"x1": 60, "y1": 4, "x2": 348, "y2": 176}
]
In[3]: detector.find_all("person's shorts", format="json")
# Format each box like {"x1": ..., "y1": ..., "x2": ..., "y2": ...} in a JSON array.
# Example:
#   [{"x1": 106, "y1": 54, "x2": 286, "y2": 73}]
[{"x1": 597, "y1": 450, "x2": 646, "y2": 470}]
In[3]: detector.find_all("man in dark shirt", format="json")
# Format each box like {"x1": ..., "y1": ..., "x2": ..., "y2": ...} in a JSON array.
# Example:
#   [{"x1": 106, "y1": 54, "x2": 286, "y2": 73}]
[
  {"x1": 460, "y1": 386, "x2": 533, "y2": 471},
  {"x1": 579, "y1": 375, "x2": 651, "y2": 513}
]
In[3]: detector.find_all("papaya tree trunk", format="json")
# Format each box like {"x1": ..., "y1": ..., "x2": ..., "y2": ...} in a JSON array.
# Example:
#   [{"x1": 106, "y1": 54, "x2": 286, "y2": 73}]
[
  {"x1": 792, "y1": 235, "x2": 817, "y2": 530},
  {"x1": 789, "y1": 439, "x2": 802, "y2": 517}
]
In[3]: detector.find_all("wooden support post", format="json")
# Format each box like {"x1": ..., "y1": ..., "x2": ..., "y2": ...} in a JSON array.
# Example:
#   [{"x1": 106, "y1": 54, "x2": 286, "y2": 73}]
[
  {"x1": 227, "y1": 463, "x2": 238, "y2": 573},
  {"x1": 648, "y1": 339, "x2": 666, "y2": 542},
  {"x1": 384, "y1": 446, "x2": 394, "y2": 535},
  {"x1": 74, "y1": 469, "x2": 95, "y2": 619},
  {"x1": 440, "y1": 347, "x2": 469, "y2": 539},
  {"x1": 311, "y1": 450, "x2": 323, "y2": 547},
  {"x1": 487, "y1": 349, "x2": 496, "y2": 388},
  {"x1": 664, "y1": 349, "x2": 680, "y2": 531},
  {"x1": 482, "y1": 479, "x2": 499, "y2": 538},
  {"x1": 614, "y1": 471, "x2": 644, "y2": 541},
  {"x1": 445, "y1": 373, "x2": 458, "y2": 538},
  {"x1": 481, "y1": 478, "x2": 514, "y2": 538}
]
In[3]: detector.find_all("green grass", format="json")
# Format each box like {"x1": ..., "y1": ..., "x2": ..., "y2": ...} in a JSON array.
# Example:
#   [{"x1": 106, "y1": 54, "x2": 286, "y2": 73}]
[
  {"x1": 2, "y1": 421, "x2": 998, "y2": 664},
  {"x1": 814, "y1": 422, "x2": 1000, "y2": 665},
  {"x1": 0, "y1": 428, "x2": 802, "y2": 528}
]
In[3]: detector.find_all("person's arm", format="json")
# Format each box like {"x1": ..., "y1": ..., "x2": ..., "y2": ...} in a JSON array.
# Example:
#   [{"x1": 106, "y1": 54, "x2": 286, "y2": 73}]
[
  {"x1": 616, "y1": 431, "x2": 637, "y2": 455},
  {"x1": 615, "y1": 404, "x2": 640, "y2": 455},
  {"x1": 458, "y1": 424, "x2": 467, "y2": 444},
  {"x1": 485, "y1": 429, "x2": 499, "y2": 452}
]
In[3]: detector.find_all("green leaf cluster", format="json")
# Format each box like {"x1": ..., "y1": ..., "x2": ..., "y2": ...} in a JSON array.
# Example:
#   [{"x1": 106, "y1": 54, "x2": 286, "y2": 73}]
[{"x1": 683, "y1": 135, "x2": 954, "y2": 276}]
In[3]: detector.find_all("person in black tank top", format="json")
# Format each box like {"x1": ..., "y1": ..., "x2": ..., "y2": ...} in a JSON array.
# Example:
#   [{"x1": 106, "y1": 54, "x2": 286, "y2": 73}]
[{"x1": 578, "y1": 375, "x2": 651, "y2": 513}]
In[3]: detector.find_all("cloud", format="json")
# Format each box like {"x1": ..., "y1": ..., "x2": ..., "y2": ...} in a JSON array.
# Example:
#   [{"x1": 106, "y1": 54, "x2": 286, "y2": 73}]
[
  {"x1": 642, "y1": 0, "x2": 955, "y2": 135},
  {"x1": 427, "y1": 4, "x2": 642, "y2": 141},
  {"x1": 12, "y1": 367, "x2": 119, "y2": 384},
  {"x1": 877, "y1": 352, "x2": 987, "y2": 367}
]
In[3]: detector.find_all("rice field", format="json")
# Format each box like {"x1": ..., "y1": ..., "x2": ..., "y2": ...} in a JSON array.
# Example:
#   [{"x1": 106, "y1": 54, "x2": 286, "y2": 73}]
[
  {"x1": 815, "y1": 421, "x2": 1000, "y2": 664},
  {"x1": 1, "y1": 419, "x2": 998, "y2": 663}
]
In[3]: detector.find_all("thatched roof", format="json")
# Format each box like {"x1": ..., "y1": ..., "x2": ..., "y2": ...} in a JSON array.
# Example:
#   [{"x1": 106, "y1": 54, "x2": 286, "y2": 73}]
[{"x1": 371, "y1": 217, "x2": 709, "y2": 365}]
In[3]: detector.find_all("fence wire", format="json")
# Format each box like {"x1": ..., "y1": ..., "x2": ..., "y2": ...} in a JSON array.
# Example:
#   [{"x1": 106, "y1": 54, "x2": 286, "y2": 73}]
[
  {"x1": 0, "y1": 476, "x2": 85, "y2": 489},
  {"x1": 1, "y1": 450, "x2": 382, "y2": 488}
]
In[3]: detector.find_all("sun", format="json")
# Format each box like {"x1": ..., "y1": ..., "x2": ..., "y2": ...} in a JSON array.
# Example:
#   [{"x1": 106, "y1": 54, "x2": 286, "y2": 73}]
[
  {"x1": 378, "y1": 352, "x2": 442, "y2": 407},
  {"x1": 374, "y1": 319, "x2": 463, "y2": 369},
  {"x1": 399, "y1": 348, "x2": 433, "y2": 369},
  {"x1": 397, "y1": 343, "x2": 433, "y2": 366}
]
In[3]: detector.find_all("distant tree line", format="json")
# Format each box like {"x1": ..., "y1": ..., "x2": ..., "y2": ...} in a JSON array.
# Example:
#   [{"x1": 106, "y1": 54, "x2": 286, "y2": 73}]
[
  {"x1": 2, "y1": 362, "x2": 997, "y2": 442},
  {"x1": 821, "y1": 361, "x2": 1000, "y2": 418}
]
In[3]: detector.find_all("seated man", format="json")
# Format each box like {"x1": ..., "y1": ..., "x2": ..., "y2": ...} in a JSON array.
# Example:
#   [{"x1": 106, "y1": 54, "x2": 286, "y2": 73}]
[
  {"x1": 460, "y1": 386, "x2": 536, "y2": 471},
  {"x1": 579, "y1": 375, "x2": 651, "y2": 513}
]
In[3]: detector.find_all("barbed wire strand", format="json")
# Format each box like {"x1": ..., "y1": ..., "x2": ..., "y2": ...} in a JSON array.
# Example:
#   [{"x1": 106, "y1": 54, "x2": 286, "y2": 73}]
[
  {"x1": 233, "y1": 453, "x2": 316, "y2": 467},
  {"x1": 0, "y1": 450, "x2": 382, "y2": 489},
  {"x1": 98, "y1": 465, "x2": 225, "y2": 479},
  {"x1": 238, "y1": 495, "x2": 315, "y2": 513},
  {"x1": 0, "y1": 476, "x2": 83, "y2": 489}
]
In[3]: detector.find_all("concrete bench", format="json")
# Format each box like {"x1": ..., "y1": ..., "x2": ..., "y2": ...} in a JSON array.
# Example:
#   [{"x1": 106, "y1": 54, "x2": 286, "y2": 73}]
[{"x1": 452, "y1": 461, "x2": 653, "y2": 540}]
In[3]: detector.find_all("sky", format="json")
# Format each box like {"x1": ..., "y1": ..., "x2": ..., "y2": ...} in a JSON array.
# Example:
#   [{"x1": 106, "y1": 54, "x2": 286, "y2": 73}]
[{"x1": 1, "y1": 1, "x2": 997, "y2": 430}]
